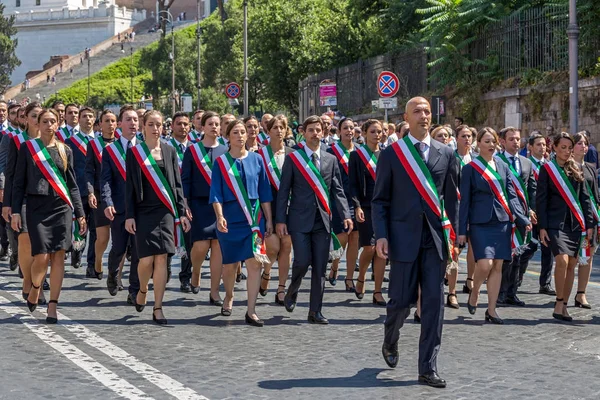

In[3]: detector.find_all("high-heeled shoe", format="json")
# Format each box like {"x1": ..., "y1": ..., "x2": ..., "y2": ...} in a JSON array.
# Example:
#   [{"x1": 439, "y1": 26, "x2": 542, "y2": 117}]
[
  {"x1": 275, "y1": 285, "x2": 286, "y2": 305},
  {"x1": 94, "y1": 269, "x2": 103, "y2": 280},
  {"x1": 26, "y1": 283, "x2": 40, "y2": 312},
  {"x1": 245, "y1": 312, "x2": 264, "y2": 327},
  {"x1": 220, "y1": 306, "x2": 232, "y2": 317},
  {"x1": 462, "y1": 278, "x2": 473, "y2": 294},
  {"x1": 414, "y1": 311, "x2": 421, "y2": 323},
  {"x1": 22, "y1": 291, "x2": 28, "y2": 301},
  {"x1": 152, "y1": 307, "x2": 168, "y2": 325},
  {"x1": 46, "y1": 300, "x2": 58, "y2": 324},
  {"x1": 355, "y1": 279, "x2": 365, "y2": 300},
  {"x1": 574, "y1": 291, "x2": 591, "y2": 309},
  {"x1": 467, "y1": 291, "x2": 477, "y2": 315},
  {"x1": 562, "y1": 301, "x2": 573, "y2": 322},
  {"x1": 328, "y1": 267, "x2": 338, "y2": 286},
  {"x1": 209, "y1": 295, "x2": 223, "y2": 306},
  {"x1": 190, "y1": 283, "x2": 200, "y2": 295},
  {"x1": 259, "y1": 272, "x2": 270, "y2": 297},
  {"x1": 135, "y1": 290, "x2": 147, "y2": 313},
  {"x1": 372, "y1": 291, "x2": 387, "y2": 306},
  {"x1": 485, "y1": 309, "x2": 504, "y2": 324},
  {"x1": 344, "y1": 279, "x2": 355, "y2": 293},
  {"x1": 446, "y1": 293, "x2": 460, "y2": 309},
  {"x1": 552, "y1": 298, "x2": 567, "y2": 321}
]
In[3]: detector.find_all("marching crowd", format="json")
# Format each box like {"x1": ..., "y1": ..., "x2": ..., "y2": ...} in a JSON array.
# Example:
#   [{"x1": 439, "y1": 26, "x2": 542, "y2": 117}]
[{"x1": 0, "y1": 96, "x2": 597, "y2": 388}]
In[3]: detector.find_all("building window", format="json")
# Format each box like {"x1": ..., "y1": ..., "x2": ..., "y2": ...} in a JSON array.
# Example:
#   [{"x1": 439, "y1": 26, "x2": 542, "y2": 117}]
[
  {"x1": 16, "y1": 0, "x2": 20, "y2": 7},
  {"x1": 36, "y1": 0, "x2": 41, "y2": 5}
]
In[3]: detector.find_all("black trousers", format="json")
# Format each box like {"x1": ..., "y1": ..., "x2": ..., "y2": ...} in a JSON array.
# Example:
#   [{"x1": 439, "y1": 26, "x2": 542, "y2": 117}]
[
  {"x1": 517, "y1": 225, "x2": 554, "y2": 287},
  {"x1": 178, "y1": 228, "x2": 193, "y2": 283},
  {"x1": 0, "y1": 201, "x2": 8, "y2": 249},
  {"x1": 384, "y1": 220, "x2": 445, "y2": 375},
  {"x1": 6, "y1": 222, "x2": 18, "y2": 267},
  {"x1": 287, "y1": 216, "x2": 330, "y2": 313},
  {"x1": 108, "y1": 212, "x2": 139, "y2": 294},
  {"x1": 71, "y1": 200, "x2": 96, "y2": 267},
  {"x1": 500, "y1": 255, "x2": 520, "y2": 298}
]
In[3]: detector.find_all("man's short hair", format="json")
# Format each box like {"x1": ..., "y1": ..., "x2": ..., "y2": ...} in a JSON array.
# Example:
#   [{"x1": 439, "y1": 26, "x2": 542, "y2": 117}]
[
  {"x1": 302, "y1": 115, "x2": 324, "y2": 131},
  {"x1": 499, "y1": 126, "x2": 520, "y2": 139},
  {"x1": 172, "y1": 111, "x2": 190, "y2": 123},
  {"x1": 528, "y1": 132, "x2": 545, "y2": 146}
]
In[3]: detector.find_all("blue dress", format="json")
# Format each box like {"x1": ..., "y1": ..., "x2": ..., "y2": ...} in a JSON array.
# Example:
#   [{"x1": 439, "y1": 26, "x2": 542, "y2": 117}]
[{"x1": 210, "y1": 152, "x2": 273, "y2": 264}]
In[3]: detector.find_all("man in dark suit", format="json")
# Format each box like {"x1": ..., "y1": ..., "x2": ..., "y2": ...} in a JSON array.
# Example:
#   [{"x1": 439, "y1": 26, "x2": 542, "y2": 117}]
[
  {"x1": 373, "y1": 97, "x2": 459, "y2": 388},
  {"x1": 496, "y1": 127, "x2": 537, "y2": 306},
  {"x1": 276, "y1": 115, "x2": 352, "y2": 324},
  {"x1": 101, "y1": 106, "x2": 140, "y2": 304}
]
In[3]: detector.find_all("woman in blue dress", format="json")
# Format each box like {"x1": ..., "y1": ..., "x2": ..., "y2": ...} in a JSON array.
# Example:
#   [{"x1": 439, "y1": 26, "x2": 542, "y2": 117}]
[
  {"x1": 181, "y1": 111, "x2": 227, "y2": 305},
  {"x1": 210, "y1": 120, "x2": 273, "y2": 327}
]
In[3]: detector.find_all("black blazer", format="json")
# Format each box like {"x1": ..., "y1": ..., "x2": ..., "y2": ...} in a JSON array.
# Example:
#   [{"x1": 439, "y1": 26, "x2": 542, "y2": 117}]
[
  {"x1": 65, "y1": 136, "x2": 91, "y2": 197},
  {"x1": 181, "y1": 143, "x2": 227, "y2": 200},
  {"x1": 536, "y1": 163, "x2": 594, "y2": 231},
  {"x1": 12, "y1": 142, "x2": 84, "y2": 218},
  {"x1": 100, "y1": 140, "x2": 127, "y2": 213},
  {"x1": 3, "y1": 138, "x2": 20, "y2": 209},
  {"x1": 276, "y1": 146, "x2": 350, "y2": 233},
  {"x1": 125, "y1": 143, "x2": 186, "y2": 220},
  {"x1": 497, "y1": 152, "x2": 537, "y2": 212},
  {"x1": 348, "y1": 148, "x2": 379, "y2": 209},
  {"x1": 265, "y1": 145, "x2": 294, "y2": 213},
  {"x1": 459, "y1": 160, "x2": 530, "y2": 236},
  {"x1": 371, "y1": 138, "x2": 459, "y2": 262}
]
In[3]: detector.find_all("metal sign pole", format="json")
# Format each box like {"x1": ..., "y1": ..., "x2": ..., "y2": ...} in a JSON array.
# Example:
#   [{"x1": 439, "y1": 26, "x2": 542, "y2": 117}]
[
  {"x1": 384, "y1": 108, "x2": 388, "y2": 123},
  {"x1": 437, "y1": 97, "x2": 440, "y2": 125}
]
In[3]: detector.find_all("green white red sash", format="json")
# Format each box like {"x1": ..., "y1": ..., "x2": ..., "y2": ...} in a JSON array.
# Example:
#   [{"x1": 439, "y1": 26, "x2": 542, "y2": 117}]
[
  {"x1": 55, "y1": 126, "x2": 71, "y2": 142},
  {"x1": 289, "y1": 148, "x2": 343, "y2": 259},
  {"x1": 330, "y1": 142, "x2": 351, "y2": 175},
  {"x1": 215, "y1": 153, "x2": 270, "y2": 264},
  {"x1": 529, "y1": 157, "x2": 541, "y2": 180},
  {"x1": 188, "y1": 130, "x2": 201, "y2": 143},
  {"x1": 257, "y1": 132, "x2": 270, "y2": 146},
  {"x1": 470, "y1": 156, "x2": 525, "y2": 253},
  {"x1": 584, "y1": 179, "x2": 600, "y2": 245},
  {"x1": 25, "y1": 138, "x2": 84, "y2": 248},
  {"x1": 544, "y1": 160, "x2": 590, "y2": 263},
  {"x1": 12, "y1": 130, "x2": 29, "y2": 150},
  {"x1": 189, "y1": 142, "x2": 214, "y2": 185},
  {"x1": 218, "y1": 137, "x2": 227, "y2": 146},
  {"x1": 4, "y1": 126, "x2": 17, "y2": 139},
  {"x1": 131, "y1": 142, "x2": 186, "y2": 255},
  {"x1": 167, "y1": 138, "x2": 185, "y2": 171},
  {"x1": 68, "y1": 132, "x2": 91, "y2": 156},
  {"x1": 356, "y1": 145, "x2": 377, "y2": 180},
  {"x1": 495, "y1": 153, "x2": 529, "y2": 210},
  {"x1": 297, "y1": 141, "x2": 305, "y2": 149},
  {"x1": 89, "y1": 137, "x2": 105, "y2": 163},
  {"x1": 258, "y1": 146, "x2": 282, "y2": 190},
  {"x1": 454, "y1": 150, "x2": 466, "y2": 168},
  {"x1": 392, "y1": 136, "x2": 457, "y2": 262},
  {"x1": 114, "y1": 128, "x2": 122, "y2": 140},
  {"x1": 105, "y1": 140, "x2": 126, "y2": 181}
]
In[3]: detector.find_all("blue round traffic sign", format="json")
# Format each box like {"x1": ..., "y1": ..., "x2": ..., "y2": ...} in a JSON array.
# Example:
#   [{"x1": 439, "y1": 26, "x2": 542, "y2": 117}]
[
  {"x1": 225, "y1": 82, "x2": 241, "y2": 99},
  {"x1": 377, "y1": 71, "x2": 399, "y2": 98}
]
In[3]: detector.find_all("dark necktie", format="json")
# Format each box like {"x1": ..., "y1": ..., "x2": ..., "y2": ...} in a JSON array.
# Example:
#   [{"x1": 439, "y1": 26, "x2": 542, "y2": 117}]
[
  {"x1": 127, "y1": 140, "x2": 132, "y2": 149},
  {"x1": 312, "y1": 153, "x2": 319, "y2": 170},
  {"x1": 415, "y1": 141, "x2": 425, "y2": 161},
  {"x1": 180, "y1": 143, "x2": 185, "y2": 153}
]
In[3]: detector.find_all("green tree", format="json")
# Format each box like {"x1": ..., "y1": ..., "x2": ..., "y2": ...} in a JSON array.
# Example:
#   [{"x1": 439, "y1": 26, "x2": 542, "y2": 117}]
[{"x1": 0, "y1": 4, "x2": 20, "y2": 92}]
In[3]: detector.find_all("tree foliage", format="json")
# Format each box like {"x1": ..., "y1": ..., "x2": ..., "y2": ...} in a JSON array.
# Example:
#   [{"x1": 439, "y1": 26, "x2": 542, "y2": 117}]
[{"x1": 0, "y1": 4, "x2": 20, "y2": 93}]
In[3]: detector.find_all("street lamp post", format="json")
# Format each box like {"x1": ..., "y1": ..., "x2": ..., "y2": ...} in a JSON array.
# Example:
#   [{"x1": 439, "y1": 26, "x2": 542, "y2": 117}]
[
  {"x1": 243, "y1": 0, "x2": 249, "y2": 116},
  {"x1": 567, "y1": 0, "x2": 579, "y2": 133},
  {"x1": 122, "y1": 41, "x2": 134, "y2": 105},
  {"x1": 159, "y1": 10, "x2": 176, "y2": 116},
  {"x1": 196, "y1": 0, "x2": 202, "y2": 110},
  {"x1": 87, "y1": 52, "x2": 90, "y2": 102}
]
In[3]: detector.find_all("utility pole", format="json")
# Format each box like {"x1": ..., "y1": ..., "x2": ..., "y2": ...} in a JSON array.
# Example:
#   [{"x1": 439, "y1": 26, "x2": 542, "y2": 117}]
[
  {"x1": 130, "y1": 46, "x2": 134, "y2": 105},
  {"x1": 243, "y1": 0, "x2": 249, "y2": 116},
  {"x1": 196, "y1": 0, "x2": 201, "y2": 109},
  {"x1": 171, "y1": 21, "x2": 176, "y2": 115},
  {"x1": 567, "y1": 0, "x2": 579, "y2": 133},
  {"x1": 87, "y1": 53, "x2": 90, "y2": 103}
]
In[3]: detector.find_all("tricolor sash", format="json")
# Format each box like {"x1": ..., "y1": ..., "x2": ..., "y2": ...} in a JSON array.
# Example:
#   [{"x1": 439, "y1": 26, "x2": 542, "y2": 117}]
[
  {"x1": 470, "y1": 156, "x2": 525, "y2": 253},
  {"x1": 4, "y1": 126, "x2": 17, "y2": 139},
  {"x1": 189, "y1": 142, "x2": 214, "y2": 185},
  {"x1": 131, "y1": 143, "x2": 186, "y2": 255},
  {"x1": 69, "y1": 133, "x2": 90, "y2": 156},
  {"x1": 289, "y1": 148, "x2": 343, "y2": 259},
  {"x1": 215, "y1": 153, "x2": 270, "y2": 264},
  {"x1": 56, "y1": 126, "x2": 71, "y2": 142},
  {"x1": 89, "y1": 137, "x2": 105, "y2": 163},
  {"x1": 356, "y1": 145, "x2": 377, "y2": 180},
  {"x1": 258, "y1": 146, "x2": 282, "y2": 190},
  {"x1": 218, "y1": 137, "x2": 227, "y2": 146},
  {"x1": 105, "y1": 140, "x2": 127, "y2": 181},
  {"x1": 529, "y1": 157, "x2": 541, "y2": 180},
  {"x1": 495, "y1": 153, "x2": 529, "y2": 210},
  {"x1": 25, "y1": 138, "x2": 84, "y2": 248},
  {"x1": 297, "y1": 141, "x2": 306, "y2": 149},
  {"x1": 584, "y1": 180, "x2": 600, "y2": 246},
  {"x1": 544, "y1": 160, "x2": 590, "y2": 264},
  {"x1": 257, "y1": 132, "x2": 270, "y2": 146},
  {"x1": 114, "y1": 128, "x2": 122, "y2": 140},
  {"x1": 167, "y1": 138, "x2": 185, "y2": 171},
  {"x1": 330, "y1": 142, "x2": 351, "y2": 175},
  {"x1": 392, "y1": 137, "x2": 457, "y2": 263},
  {"x1": 454, "y1": 150, "x2": 466, "y2": 168},
  {"x1": 12, "y1": 130, "x2": 29, "y2": 150},
  {"x1": 188, "y1": 130, "x2": 201, "y2": 143}
]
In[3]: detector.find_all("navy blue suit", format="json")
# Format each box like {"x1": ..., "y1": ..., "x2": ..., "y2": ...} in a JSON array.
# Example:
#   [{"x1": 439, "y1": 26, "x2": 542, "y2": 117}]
[
  {"x1": 372, "y1": 137, "x2": 459, "y2": 375},
  {"x1": 66, "y1": 135, "x2": 96, "y2": 268},
  {"x1": 100, "y1": 139, "x2": 139, "y2": 294}
]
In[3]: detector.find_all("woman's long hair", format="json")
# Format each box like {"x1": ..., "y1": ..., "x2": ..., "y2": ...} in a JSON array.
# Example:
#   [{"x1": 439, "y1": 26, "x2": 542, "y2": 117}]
[{"x1": 553, "y1": 132, "x2": 583, "y2": 182}]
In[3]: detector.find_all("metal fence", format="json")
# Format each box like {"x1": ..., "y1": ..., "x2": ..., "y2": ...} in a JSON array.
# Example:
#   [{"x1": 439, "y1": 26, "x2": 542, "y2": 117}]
[{"x1": 299, "y1": 6, "x2": 600, "y2": 121}]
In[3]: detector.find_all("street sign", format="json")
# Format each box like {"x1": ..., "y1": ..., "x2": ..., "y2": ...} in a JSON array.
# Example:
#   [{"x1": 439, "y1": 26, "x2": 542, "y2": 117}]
[
  {"x1": 181, "y1": 93, "x2": 193, "y2": 112},
  {"x1": 228, "y1": 98, "x2": 239, "y2": 106},
  {"x1": 225, "y1": 82, "x2": 241, "y2": 99},
  {"x1": 379, "y1": 97, "x2": 397, "y2": 109},
  {"x1": 377, "y1": 71, "x2": 400, "y2": 98},
  {"x1": 319, "y1": 80, "x2": 337, "y2": 107}
]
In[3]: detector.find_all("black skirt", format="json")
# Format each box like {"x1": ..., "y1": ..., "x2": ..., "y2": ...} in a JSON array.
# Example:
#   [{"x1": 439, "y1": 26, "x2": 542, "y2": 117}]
[
  {"x1": 548, "y1": 228, "x2": 581, "y2": 257},
  {"x1": 26, "y1": 193, "x2": 73, "y2": 256},
  {"x1": 357, "y1": 207, "x2": 375, "y2": 247},
  {"x1": 189, "y1": 197, "x2": 217, "y2": 242},
  {"x1": 93, "y1": 190, "x2": 111, "y2": 227}
]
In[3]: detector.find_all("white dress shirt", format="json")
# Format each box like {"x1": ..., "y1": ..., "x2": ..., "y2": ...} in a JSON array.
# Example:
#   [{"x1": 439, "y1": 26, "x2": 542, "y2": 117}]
[{"x1": 407, "y1": 133, "x2": 431, "y2": 162}]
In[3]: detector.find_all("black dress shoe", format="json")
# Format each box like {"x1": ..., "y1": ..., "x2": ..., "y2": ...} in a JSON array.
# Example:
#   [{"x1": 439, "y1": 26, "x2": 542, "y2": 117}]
[
  {"x1": 418, "y1": 371, "x2": 447, "y2": 388},
  {"x1": 485, "y1": 309, "x2": 504, "y2": 324},
  {"x1": 17, "y1": 265, "x2": 23, "y2": 277},
  {"x1": 372, "y1": 292, "x2": 387, "y2": 306},
  {"x1": 307, "y1": 311, "x2": 329, "y2": 324},
  {"x1": 107, "y1": 274, "x2": 119, "y2": 296},
  {"x1": 284, "y1": 293, "x2": 296, "y2": 313},
  {"x1": 381, "y1": 343, "x2": 399, "y2": 368},
  {"x1": 539, "y1": 285, "x2": 557, "y2": 296},
  {"x1": 574, "y1": 291, "x2": 591, "y2": 309},
  {"x1": 245, "y1": 313, "x2": 264, "y2": 327},
  {"x1": 166, "y1": 267, "x2": 172, "y2": 283},
  {"x1": 190, "y1": 284, "x2": 200, "y2": 294},
  {"x1": 467, "y1": 291, "x2": 477, "y2": 315},
  {"x1": 127, "y1": 293, "x2": 137, "y2": 305},
  {"x1": 506, "y1": 295, "x2": 525, "y2": 307},
  {"x1": 180, "y1": 281, "x2": 191, "y2": 293},
  {"x1": 0, "y1": 246, "x2": 8, "y2": 261},
  {"x1": 462, "y1": 278, "x2": 473, "y2": 294},
  {"x1": 496, "y1": 296, "x2": 507, "y2": 307},
  {"x1": 446, "y1": 293, "x2": 459, "y2": 309},
  {"x1": 220, "y1": 306, "x2": 232, "y2": 317},
  {"x1": 209, "y1": 296, "x2": 223, "y2": 306},
  {"x1": 46, "y1": 300, "x2": 58, "y2": 324},
  {"x1": 85, "y1": 266, "x2": 96, "y2": 278},
  {"x1": 152, "y1": 307, "x2": 168, "y2": 325},
  {"x1": 414, "y1": 311, "x2": 421, "y2": 323},
  {"x1": 10, "y1": 254, "x2": 19, "y2": 271},
  {"x1": 43, "y1": 279, "x2": 50, "y2": 290},
  {"x1": 72, "y1": 262, "x2": 82, "y2": 269}
]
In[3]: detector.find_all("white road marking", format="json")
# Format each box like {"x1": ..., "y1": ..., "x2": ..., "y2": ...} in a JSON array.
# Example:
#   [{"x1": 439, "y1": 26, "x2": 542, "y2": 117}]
[
  {"x1": 0, "y1": 278, "x2": 209, "y2": 400},
  {"x1": 0, "y1": 295, "x2": 153, "y2": 400}
]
